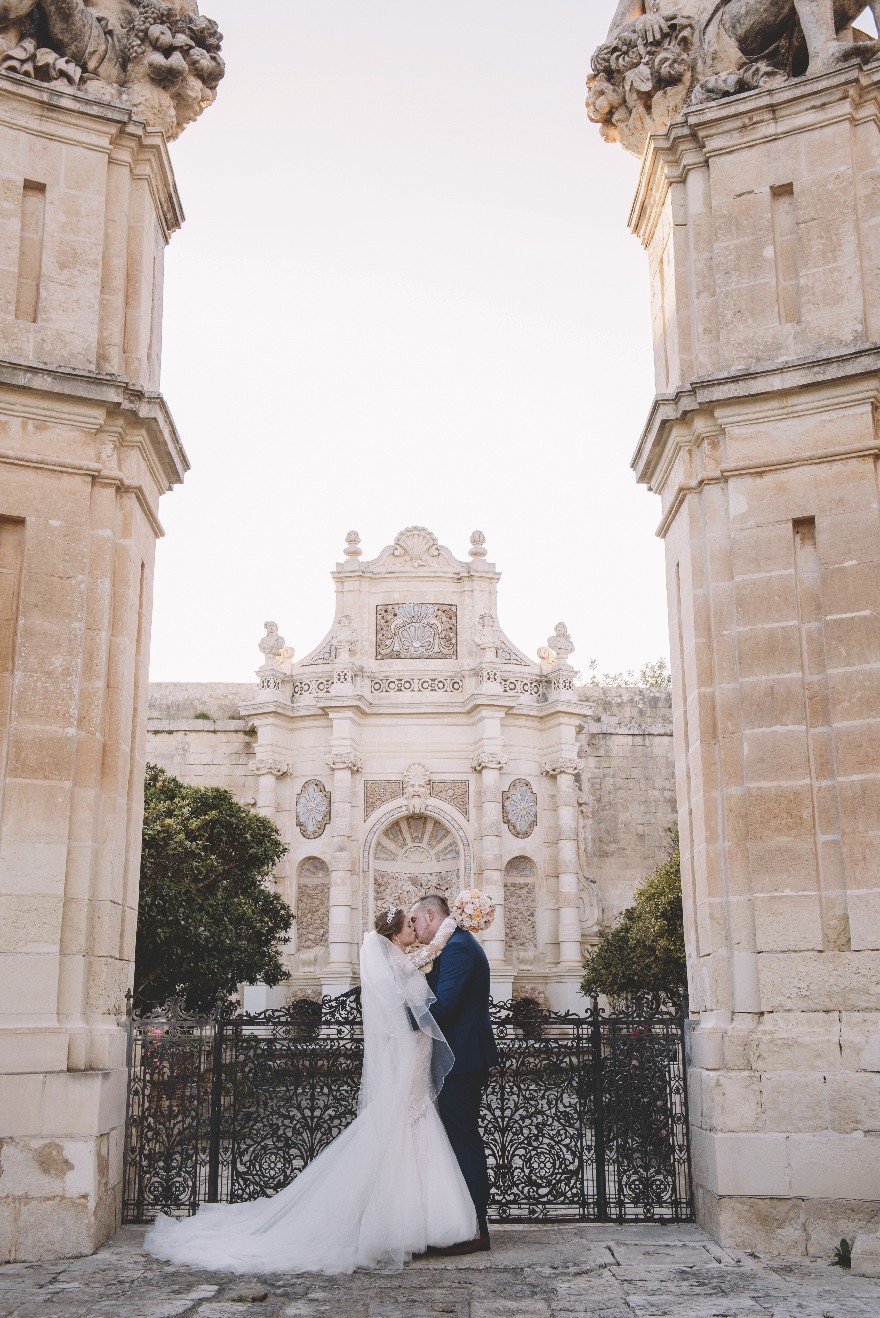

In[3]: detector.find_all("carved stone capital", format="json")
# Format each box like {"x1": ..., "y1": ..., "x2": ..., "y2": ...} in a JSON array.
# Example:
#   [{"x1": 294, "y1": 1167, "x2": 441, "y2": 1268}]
[
  {"x1": 541, "y1": 757, "x2": 579, "y2": 778},
  {"x1": 472, "y1": 751, "x2": 508, "y2": 773},
  {"x1": 326, "y1": 750, "x2": 363, "y2": 774},
  {"x1": 254, "y1": 757, "x2": 290, "y2": 778}
]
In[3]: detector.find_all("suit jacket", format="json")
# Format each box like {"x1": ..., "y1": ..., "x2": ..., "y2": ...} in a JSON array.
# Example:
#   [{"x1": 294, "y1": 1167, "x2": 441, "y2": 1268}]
[{"x1": 426, "y1": 928, "x2": 500, "y2": 1075}]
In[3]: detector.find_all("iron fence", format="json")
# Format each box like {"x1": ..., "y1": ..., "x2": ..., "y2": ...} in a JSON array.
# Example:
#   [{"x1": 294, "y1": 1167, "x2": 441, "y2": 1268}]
[{"x1": 123, "y1": 991, "x2": 692, "y2": 1225}]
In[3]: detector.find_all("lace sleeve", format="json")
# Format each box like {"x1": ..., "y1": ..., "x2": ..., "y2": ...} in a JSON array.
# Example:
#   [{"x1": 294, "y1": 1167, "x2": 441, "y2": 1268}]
[{"x1": 409, "y1": 916, "x2": 457, "y2": 970}]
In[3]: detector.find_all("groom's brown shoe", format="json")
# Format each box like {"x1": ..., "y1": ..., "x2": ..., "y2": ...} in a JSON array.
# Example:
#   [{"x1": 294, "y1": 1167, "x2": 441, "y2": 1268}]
[{"x1": 427, "y1": 1232, "x2": 490, "y2": 1256}]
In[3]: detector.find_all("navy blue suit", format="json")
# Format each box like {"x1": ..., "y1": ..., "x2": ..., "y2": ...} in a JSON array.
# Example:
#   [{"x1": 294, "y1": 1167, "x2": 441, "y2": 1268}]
[{"x1": 427, "y1": 928, "x2": 499, "y2": 1233}]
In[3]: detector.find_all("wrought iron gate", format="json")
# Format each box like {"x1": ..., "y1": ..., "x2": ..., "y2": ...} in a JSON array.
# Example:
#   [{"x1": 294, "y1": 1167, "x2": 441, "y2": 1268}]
[{"x1": 123, "y1": 992, "x2": 693, "y2": 1224}]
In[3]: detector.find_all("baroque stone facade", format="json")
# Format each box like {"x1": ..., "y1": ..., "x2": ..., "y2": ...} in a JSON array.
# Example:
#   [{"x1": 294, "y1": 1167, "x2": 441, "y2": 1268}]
[{"x1": 146, "y1": 527, "x2": 677, "y2": 1012}]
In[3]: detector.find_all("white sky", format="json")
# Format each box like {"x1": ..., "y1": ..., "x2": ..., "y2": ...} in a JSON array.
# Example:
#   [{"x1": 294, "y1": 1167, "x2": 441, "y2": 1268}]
[{"x1": 150, "y1": 1, "x2": 668, "y2": 683}]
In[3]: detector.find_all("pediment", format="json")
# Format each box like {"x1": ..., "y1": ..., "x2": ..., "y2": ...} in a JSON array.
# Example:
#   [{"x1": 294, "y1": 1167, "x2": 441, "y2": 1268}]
[{"x1": 366, "y1": 526, "x2": 466, "y2": 575}]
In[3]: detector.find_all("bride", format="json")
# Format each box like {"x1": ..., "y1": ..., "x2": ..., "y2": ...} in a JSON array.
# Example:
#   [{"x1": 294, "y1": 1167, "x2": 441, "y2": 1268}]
[{"x1": 143, "y1": 906, "x2": 475, "y2": 1274}]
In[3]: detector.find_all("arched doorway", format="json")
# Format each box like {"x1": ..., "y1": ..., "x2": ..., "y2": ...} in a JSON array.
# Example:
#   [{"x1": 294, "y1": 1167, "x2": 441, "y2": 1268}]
[{"x1": 364, "y1": 811, "x2": 464, "y2": 929}]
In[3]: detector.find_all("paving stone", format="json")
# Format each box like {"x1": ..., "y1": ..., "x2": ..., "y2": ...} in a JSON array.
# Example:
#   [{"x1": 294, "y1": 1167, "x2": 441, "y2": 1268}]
[{"x1": 2, "y1": 1224, "x2": 880, "y2": 1318}]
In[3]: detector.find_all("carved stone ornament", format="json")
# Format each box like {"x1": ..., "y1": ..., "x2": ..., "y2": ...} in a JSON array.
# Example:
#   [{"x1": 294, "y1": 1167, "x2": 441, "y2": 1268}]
[
  {"x1": 326, "y1": 750, "x2": 363, "y2": 774},
  {"x1": 474, "y1": 612, "x2": 500, "y2": 660},
  {"x1": 254, "y1": 757, "x2": 290, "y2": 778},
  {"x1": 587, "y1": 0, "x2": 880, "y2": 155},
  {"x1": 502, "y1": 778, "x2": 538, "y2": 839},
  {"x1": 0, "y1": 1, "x2": 226, "y2": 140},
  {"x1": 365, "y1": 779, "x2": 403, "y2": 819},
  {"x1": 392, "y1": 526, "x2": 443, "y2": 569},
  {"x1": 343, "y1": 530, "x2": 362, "y2": 559},
  {"x1": 430, "y1": 780, "x2": 469, "y2": 819},
  {"x1": 547, "y1": 622, "x2": 575, "y2": 669},
  {"x1": 259, "y1": 621, "x2": 286, "y2": 661},
  {"x1": 296, "y1": 779, "x2": 331, "y2": 840},
  {"x1": 468, "y1": 529, "x2": 488, "y2": 560},
  {"x1": 472, "y1": 750, "x2": 509, "y2": 773},
  {"x1": 403, "y1": 762, "x2": 431, "y2": 815},
  {"x1": 541, "y1": 757, "x2": 580, "y2": 778},
  {"x1": 334, "y1": 614, "x2": 358, "y2": 660},
  {"x1": 376, "y1": 603, "x2": 457, "y2": 660}
]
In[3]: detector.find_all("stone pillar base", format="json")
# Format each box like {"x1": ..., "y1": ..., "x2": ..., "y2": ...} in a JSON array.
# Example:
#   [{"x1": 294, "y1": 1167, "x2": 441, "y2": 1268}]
[
  {"x1": 0, "y1": 1065, "x2": 125, "y2": 1264},
  {"x1": 697, "y1": 1191, "x2": 880, "y2": 1260}
]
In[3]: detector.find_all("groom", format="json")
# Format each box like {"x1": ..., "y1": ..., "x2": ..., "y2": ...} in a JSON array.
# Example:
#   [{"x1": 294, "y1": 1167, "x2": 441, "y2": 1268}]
[{"x1": 409, "y1": 894, "x2": 499, "y2": 1254}]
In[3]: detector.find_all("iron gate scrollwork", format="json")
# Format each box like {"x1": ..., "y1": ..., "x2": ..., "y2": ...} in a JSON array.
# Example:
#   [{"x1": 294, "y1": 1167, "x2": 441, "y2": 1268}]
[{"x1": 123, "y1": 992, "x2": 692, "y2": 1224}]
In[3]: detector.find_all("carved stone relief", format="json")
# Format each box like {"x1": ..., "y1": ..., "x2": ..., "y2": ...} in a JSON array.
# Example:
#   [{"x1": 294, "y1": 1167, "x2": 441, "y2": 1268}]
[
  {"x1": 502, "y1": 779, "x2": 538, "y2": 839},
  {"x1": 369, "y1": 676, "x2": 463, "y2": 695},
  {"x1": 365, "y1": 780, "x2": 403, "y2": 819},
  {"x1": 0, "y1": 1, "x2": 226, "y2": 139},
  {"x1": 296, "y1": 779, "x2": 330, "y2": 840},
  {"x1": 504, "y1": 856, "x2": 538, "y2": 953},
  {"x1": 296, "y1": 856, "x2": 330, "y2": 951},
  {"x1": 365, "y1": 813, "x2": 462, "y2": 929},
  {"x1": 430, "y1": 780, "x2": 469, "y2": 819},
  {"x1": 588, "y1": 0, "x2": 880, "y2": 155},
  {"x1": 376, "y1": 603, "x2": 457, "y2": 660}
]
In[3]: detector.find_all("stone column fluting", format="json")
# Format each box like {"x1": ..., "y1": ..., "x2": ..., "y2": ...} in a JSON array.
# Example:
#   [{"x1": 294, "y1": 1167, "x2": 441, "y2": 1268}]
[
  {"x1": 471, "y1": 749, "x2": 509, "y2": 972},
  {"x1": 323, "y1": 748, "x2": 362, "y2": 992},
  {"x1": 598, "y1": 55, "x2": 880, "y2": 1255},
  {"x1": 541, "y1": 758, "x2": 582, "y2": 967}
]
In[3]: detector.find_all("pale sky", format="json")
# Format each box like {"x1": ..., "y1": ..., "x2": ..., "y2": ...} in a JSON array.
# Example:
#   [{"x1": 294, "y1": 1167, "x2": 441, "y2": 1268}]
[{"x1": 150, "y1": 1, "x2": 668, "y2": 683}]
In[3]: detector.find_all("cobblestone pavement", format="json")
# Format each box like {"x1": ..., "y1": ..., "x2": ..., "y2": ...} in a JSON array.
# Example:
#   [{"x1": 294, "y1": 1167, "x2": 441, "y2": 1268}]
[{"x1": 1, "y1": 1224, "x2": 879, "y2": 1318}]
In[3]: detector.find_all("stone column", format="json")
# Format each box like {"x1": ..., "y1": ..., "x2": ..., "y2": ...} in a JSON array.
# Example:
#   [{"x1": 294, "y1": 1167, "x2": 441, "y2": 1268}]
[
  {"x1": 614, "y1": 65, "x2": 880, "y2": 1254},
  {"x1": 323, "y1": 748, "x2": 362, "y2": 995},
  {"x1": 472, "y1": 749, "x2": 511, "y2": 995},
  {"x1": 0, "y1": 27, "x2": 222, "y2": 1261},
  {"x1": 542, "y1": 758, "x2": 582, "y2": 968}
]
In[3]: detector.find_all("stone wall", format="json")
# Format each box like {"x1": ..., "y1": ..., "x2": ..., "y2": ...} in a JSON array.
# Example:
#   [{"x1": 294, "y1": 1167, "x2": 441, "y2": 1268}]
[
  {"x1": 146, "y1": 684, "x2": 258, "y2": 804},
  {"x1": 576, "y1": 686, "x2": 678, "y2": 926}
]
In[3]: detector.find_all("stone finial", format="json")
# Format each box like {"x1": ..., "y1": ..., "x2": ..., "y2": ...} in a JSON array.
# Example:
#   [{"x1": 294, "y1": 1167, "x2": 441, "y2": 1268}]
[
  {"x1": 469, "y1": 530, "x2": 488, "y2": 559},
  {"x1": 588, "y1": 0, "x2": 880, "y2": 155},
  {"x1": 547, "y1": 622, "x2": 575, "y2": 668},
  {"x1": 0, "y1": 1, "x2": 225, "y2": 140},
  {"x1": 344, "y1": 531, "x2": 362, "y2": 559},
  {"x1": 259, "y1": 621, "x2": 286, "y2": 661}
]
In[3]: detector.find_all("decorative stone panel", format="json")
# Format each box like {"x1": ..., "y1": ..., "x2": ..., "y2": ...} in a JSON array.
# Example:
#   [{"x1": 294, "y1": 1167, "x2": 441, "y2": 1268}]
[
  {"x1": 296, "y1": 857, "x2": 330, "y2": 950},
  {"x1": 296, "y1": 779, "x2": 331, "y2": 839},
  {"x1": 430, "y1": 780, "x2": 469, "y2": 819},
  {"x1": 365, "y1": 780, "x2": 403, "y2": 819},
  {"x1": 504, "y1": 856, "x2": 538, "y2": 951},
  {"x1": 503, "y1": 778, "x2": 538, "y2": 839},
  {"x1": 369, "y1": 676, "x2": 463, "y2": 694},
  {"x1": 376, "y1": 603, "x2": 457, "y2": 659}
]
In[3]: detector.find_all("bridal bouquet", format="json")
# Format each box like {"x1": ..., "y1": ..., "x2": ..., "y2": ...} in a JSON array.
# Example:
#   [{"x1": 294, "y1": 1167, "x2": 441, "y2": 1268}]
[{"x1": 452, "y1": 888, "x2": 496, "y2": 932}]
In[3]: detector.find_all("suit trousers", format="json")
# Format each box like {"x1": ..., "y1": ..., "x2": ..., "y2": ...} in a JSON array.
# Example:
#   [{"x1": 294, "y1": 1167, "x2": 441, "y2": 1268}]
[{"x1": 436, "y1": 1072, "x2": 490, "y2": 1235}]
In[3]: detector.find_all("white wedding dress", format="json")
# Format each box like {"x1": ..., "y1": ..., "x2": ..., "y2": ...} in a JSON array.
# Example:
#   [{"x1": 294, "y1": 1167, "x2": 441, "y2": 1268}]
[{"x1": 143, "y1": 931, "x2": 477, "y2": 1274}]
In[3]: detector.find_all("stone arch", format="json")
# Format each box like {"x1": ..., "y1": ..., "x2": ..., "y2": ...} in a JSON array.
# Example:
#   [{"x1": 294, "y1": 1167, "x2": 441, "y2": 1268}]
[
  {"x1": 295, "y1": 856, "x2": 330, "y2": 951},
  {"x1": 504, "y1": 855, "x2": 538, "y2": 954},
  {"x1": 361, "y1": 801, "x2": 472, "y2": 930}
]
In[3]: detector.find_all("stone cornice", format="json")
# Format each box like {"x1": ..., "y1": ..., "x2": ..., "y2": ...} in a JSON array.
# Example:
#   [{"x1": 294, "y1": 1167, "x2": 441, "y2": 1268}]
[
  {"x1": 632, "y1": 344, "x2": 880, "y2": 492},
  {"x1": 0, "y1": 359, "x2": 188, "y2": 487}
]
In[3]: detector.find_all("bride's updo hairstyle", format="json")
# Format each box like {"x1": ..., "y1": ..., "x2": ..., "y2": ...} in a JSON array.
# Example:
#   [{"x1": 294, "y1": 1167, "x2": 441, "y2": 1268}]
[{"x1": 375, "y1": 906, "x2": 405, "y2": 940}]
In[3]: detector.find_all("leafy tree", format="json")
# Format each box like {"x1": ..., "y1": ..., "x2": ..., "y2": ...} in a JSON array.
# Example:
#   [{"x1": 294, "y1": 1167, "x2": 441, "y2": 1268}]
[
  {"x1": 581, "y1": 831, "x2": 686, "y2": 1013},
  {"x1": 585, "y1": 657, "x2": 672, "y2": 688},
  {"x1": 135, "y1": 764, "x2": 293, "y2": 1012}
]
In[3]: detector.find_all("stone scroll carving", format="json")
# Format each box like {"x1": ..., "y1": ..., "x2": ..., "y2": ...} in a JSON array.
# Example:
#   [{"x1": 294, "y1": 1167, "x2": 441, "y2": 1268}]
[
  {"x1": 0, "y1": 1, "x2": 225, "y2": 139},
  {"x1": 588, "y1": 0, "x2": 880, "y2": 154}
]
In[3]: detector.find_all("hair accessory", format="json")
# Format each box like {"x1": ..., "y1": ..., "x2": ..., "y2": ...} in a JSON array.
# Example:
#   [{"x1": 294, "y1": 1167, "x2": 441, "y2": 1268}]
[{"x1": 385, "y1": 904, "x2": 398, "y2": 923}]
